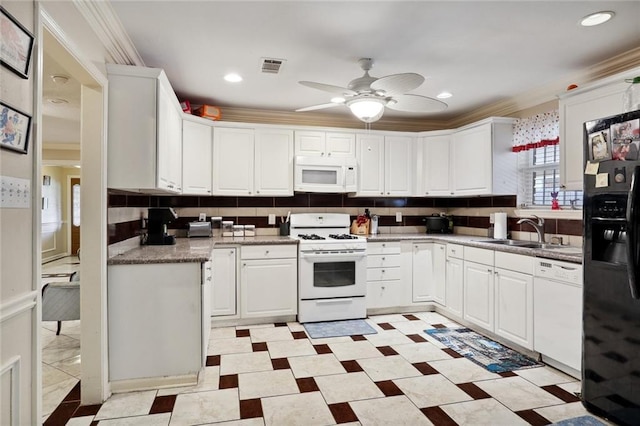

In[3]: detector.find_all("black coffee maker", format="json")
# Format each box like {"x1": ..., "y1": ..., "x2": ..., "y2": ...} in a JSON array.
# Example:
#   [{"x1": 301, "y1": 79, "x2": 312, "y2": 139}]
[{"x1": 146, "y1": 207, "x2": 178, "y2": 245}]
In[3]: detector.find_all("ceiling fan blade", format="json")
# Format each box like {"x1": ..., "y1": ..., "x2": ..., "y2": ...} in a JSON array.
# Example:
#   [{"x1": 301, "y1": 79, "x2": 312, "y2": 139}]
[
  {"x1": 386, "y1": 94, "x2": 448, "y2": 113},
  {"x1": 295, "y1": 103, "x2": 343, "y2": 112},
  {"x1": 370, "y1": 73, "x2": 425, "y2": 96},
  {"x1": 299, "y1": 81, "x2": 357, "y2": 96}
]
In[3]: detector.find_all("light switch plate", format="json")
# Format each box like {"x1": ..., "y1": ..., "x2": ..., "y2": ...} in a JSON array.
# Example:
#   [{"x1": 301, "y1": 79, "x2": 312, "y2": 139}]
[
  {"x1": 1, "y1": 176, "x2": 31, "y2": 209},
  {"x1": 396, "y1": 212, "x2": 402, "y2": 222},
  {"x1": 268, "y1": 214, "x2": 276, "y2": 225}
]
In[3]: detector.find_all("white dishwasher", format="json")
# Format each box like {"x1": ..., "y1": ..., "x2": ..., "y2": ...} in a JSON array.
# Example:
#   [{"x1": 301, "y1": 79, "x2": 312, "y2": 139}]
[{"x1": 533, "y1": 258, "x2": 583, "y2": 375}]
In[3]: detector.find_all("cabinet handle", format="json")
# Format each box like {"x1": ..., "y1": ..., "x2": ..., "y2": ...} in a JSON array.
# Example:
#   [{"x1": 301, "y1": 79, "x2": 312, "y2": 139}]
[
  {"x1": 382, "y1": 269, "x2": 386, "y2": 273},
  {"x1": 382, "y1": 243, "x2": 386, "y2": 247},
  {"x1": 382, "y1": 257, "x2": 385, "y2": 261},
  {"x1": 387, "y1": 192, "x2": 390, "y2": 195},
  {"x1": 248, "y1": 191, "x2": 252, "y2": 194},
  {"x1": 243, "y1": 263, "x2": 246, "y2": 267},
  {"x1": 256, "y1": 190, "x2": 260, "y2": 194},
  {"x1": 381, "y1": 286, "x2": 385, "y2": 290},
  {"x1": 265, "y1": 250, "x2": 270, "y2": 255},
  {"x1": 425, "y1": 192, "x2": 429, "y2": 195},
  {"x1": 328, "y1": 152, "x2": 331, "y2": 156},
  {"x1": 207, "y1": 276, "x2": 212, "y2": 281},
  {"x1": 440, "y1": 246, "x2": 444, "y2": 250},
  {"x1": 321, "y1": 152, "x2": 325, "y2": 156},
  {"x1": 206, "y1": 266, "x2": 212, "y2": 271},
  {"x1": 380, "y1": 192, "x2": 384, "y2": 195},
  {"x1": 230, "y1": 250, "x2": 234, "y2": 255},
  {"x1": 488, "y1": 269, "x2": 492, "y2": 273},
  {"x1": 450, "y1": 192, "x2": 454, "y2": 195}
]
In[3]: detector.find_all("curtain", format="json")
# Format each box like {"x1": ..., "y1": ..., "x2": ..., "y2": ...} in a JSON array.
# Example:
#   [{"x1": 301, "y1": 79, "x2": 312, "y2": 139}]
[{"x1": 512, "y1": 110, "x2": 560, "y2": 152}]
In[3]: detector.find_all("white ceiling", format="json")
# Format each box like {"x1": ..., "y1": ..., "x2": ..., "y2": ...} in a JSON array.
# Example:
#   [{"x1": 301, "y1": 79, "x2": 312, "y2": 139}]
[{"x1": 43, "y1": 1, "x2": 640, "y2": 146}]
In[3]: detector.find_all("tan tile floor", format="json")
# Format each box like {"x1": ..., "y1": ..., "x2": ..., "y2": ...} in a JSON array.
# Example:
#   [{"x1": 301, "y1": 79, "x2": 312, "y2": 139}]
[{"x1": 44, "y1": 308, "x2": 613, "y2": 425}]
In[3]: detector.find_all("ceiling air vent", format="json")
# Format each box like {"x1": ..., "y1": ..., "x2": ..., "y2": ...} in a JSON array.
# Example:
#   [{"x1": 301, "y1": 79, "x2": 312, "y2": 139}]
[{"x1": 261, "y1": 58, "x2": 285, "y2": 74}]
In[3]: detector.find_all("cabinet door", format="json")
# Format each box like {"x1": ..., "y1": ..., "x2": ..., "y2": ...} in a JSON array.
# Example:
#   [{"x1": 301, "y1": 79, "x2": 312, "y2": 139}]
[
  {"x1": 420, "y1": 135, "x2": 451, "y2": 196},
  {"x1": 384, "y1": 136, "x2": 413, "y2": 196},
  {"x1": 295, "y1": 131, "x2": 326, "y2": 156},
  {"x1": 412, "y1": 243, "x2": 434, "y2": 302},
  {"x1": 156, "y1": 82, "x2": 173, "y2": 191},
  {"x1": 241, "y1": 258, "x2": 297, "y2": 318},
  {"x1": 326, "y1": 132, "x2": 355, "y2": 157},
  {"x1": 452, "y1": 124, "x2": 492, "y2": 195},
  {"x1": 432, "y1": 244, "x2": 446, "y2": 305},
  {"x1": 167, "y1": 99, "x2": 183, "y2": 192},
  {"x1": 356, "y1": 134, "x2": 385, "y2": 196},
  {"x1": 463, "y1": 261, "x2": 494, "y2": 331},
  {"x1": 182, "y1": 120, "x2": 213, "y2": 195},
  {"x1": 212, "y1": 248, "x2": 237, "y2": 316},
  {"x1": 494, "y1": 268, "x2": 533, "y2": 349},
  {"x1": 560, "y1": 81, "x2": 628, "y2": 190},
  {"x1": 255, "y1": 129, "x2": 294, "y2": 196},
  {"x1": 213, "y1": 128, "x2": 255, "y2": 196},
  {"x1": 445, "y1": 257, "x2": 464, "y2": 318}
]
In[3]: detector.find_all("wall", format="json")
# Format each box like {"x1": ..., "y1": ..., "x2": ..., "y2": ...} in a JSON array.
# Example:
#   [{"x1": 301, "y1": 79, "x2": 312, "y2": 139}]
[{"x1": 0, "y1": 1, "x2": 37, "y2": 424}]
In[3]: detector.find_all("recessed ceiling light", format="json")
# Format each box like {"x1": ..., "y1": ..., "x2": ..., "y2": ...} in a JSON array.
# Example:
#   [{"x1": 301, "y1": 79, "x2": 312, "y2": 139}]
[
  {"x1": 331, "y1": 97, "x2": 345, "y2": 104},
  {"x1": 51, "y1": 75, "x2": 69, "y2": 85},
  {"x1": 580, "y1": 11, "x2": 614, "y2": 27},
  {"x1": 47, "y1": 98, "x2": 69, "y2": 104},
  {"x1": 224, "y1": 73, "x2": 243, "y2": 83},
  {"x1": 437, "y1": 92, "x2": 453, "y2": 99}
]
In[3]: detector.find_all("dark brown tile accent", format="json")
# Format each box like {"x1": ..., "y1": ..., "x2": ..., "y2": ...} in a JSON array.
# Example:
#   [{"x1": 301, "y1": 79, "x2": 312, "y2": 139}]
[
  {"x1": 421, "y1": 406, "x2": 459, "y2": 426},
  {"x1": 328, "y1": 402, "x2": 359, "y2": 424},
  {"x1": 447, "y1": 198, "x2": 469, "y2": 208},
  {"x1": 44, "y1": 402, "x2": 80, "y2": 426},
  {"x1": 403, "y1": 314, "x2": 420, "y2": 321},
  {"x1": 405, "y1": 216, "x2": 424, "y2": 226},
  {"x1": 375, "y1": 198, "x2": 407, "y2": 208},
  {"x1": 206, "y1": 355, "x2": 220, "y2": 366},
  {"x1": 271, "y1": 358, "x2": 291, "y2": 370},
  {"x1": 432, "y1": 324, "x2": 447, "y2": 329},
  {"x1": 379, "y1": 215, "x2": 401, "y2": 226},
  {"x1": 158, "y1": 195, "x2": 200, "y2": 207},
  {"x1": 90, "y1": 421, "x2": 99, "y2": 426},
  {"x1": 200, "y1": 196, "x2": 238, "y2": 207},
  {"x1": 515, "y1": 409, "x2": 552, "y2": 426},
  {"x1": 108, "y1": 220, "x2": 142, "y2": 245},
  {"x1": 309, "y1": 193, "x2": 343, "y2": 207},
  {"x1": 468, "y1": 197, "x2": 493, "y2": 208},
  {"x1": 149, "y1": 395, "x2": 176, "y2": 414},
  {"x1": 296, "y1": 377, "x2": 319, "y2": 393},
  {"x1": 413, "y1": 362, "x2": 439, "y2": 375},
  {"x1": 375, "y1": 380, "x2": 404, "y2": 396},
  {"x1": 508, "y1": 217, "x2": 522, "y2": 231},
  {"x1": 541, "y1": 385, "x2": 581, "y2": 403},
  {"x1": 468, "y1": 216, "x2": 491, "y2": 229},
  {"x1": 72, "y1": 404, "x2": 102, "y2": 418},
  {"x1": 275, "y1": 193, "x2": 309, "y2": 207},
  {"x1": 499, "y1": 371, "x2": 518, "y2": 377},
  {"x1": 493, "y1": 195, "x2": 517, "y2": 207},
  {"x1": 351, "y1": 335, "x2": 367, "y2": 341},
  {"x1": 292, "y1": 331, "x2": 308, "y2": 339},
  {"x1": 237, "y1": 216, "x2": 270, "y2": 227},
  {"x1": 341, "y1": 360, "x2": 364, "y2": 373},
  {"x1": 240, "y1": 398, "x2": 264, "y2": 419},
  {"x1": 238, "y1": 196, "x2": 274, "y2": 207},
  {"x1": 406, "y1": 197, "x2": 435, "y2": 207},
  {"x1": 343, "y1": 197, "x2": 376, "y2": 207},
  {"x1": 314, "y1": 344, "x2": 332, "y2": 354},
  {"x1": 557, "y1": 219, "x2": 584, "y2": 236},
  {"x1": 452, "y1": 216, "x2": 469, "y2": 227},
  {"x1": 274, "y1": 322, "x2": 288, "y2": 327},
  {"x1": 219, "y1": 374, "x2": 239, "y2": 389},
  {"x1": 236, "y1": 329, "x2": 250, "y2": 338},
  {"x1": 457, "y1": 382, "x2": 491, "y2": 399},
  {"x1": 407, "y1": 334, "x2": 428, "y2": 343},
  {"x1": 378, "y1": 322, "x2": 395, "y2": 330},
  {"x1": 127, "y1": 195, "x2": 152, "y2": 207},
  {"x1": 377, "y1": 346, "x2": 399, "y2": 356},
  {"x1": 252, "y1": 342, "x2": 268, "y2": 352},
  {"x1": 443, "y1": 348, "x2": 464, "y2": 359},
  {"x1": 108, "y1": 194, "x2": 127, "y2": 207},
  {"x1": 63, "y1": 382, "x2": 81, "y2": 402}
]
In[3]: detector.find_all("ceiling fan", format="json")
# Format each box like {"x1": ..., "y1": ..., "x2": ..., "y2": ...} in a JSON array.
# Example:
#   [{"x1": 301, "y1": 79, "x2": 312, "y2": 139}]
[{"x1": 296, "y1": 58, "x2": 447, "y2": 123}]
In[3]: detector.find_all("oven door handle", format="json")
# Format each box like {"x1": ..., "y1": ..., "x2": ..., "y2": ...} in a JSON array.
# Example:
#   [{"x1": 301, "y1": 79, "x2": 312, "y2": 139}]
[{"x1": 300, "y1": 252, "x2": 367, "y2": 262}]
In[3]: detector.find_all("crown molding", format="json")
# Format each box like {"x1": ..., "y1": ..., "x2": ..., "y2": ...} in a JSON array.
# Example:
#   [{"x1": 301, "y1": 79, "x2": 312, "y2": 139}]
[{"x1": 72, "y1": 0, "x2": 145, "y2": 66}]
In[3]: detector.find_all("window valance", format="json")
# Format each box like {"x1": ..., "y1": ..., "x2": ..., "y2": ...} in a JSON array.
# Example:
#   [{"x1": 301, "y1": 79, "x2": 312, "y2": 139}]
[{"x1": 512, "y1": 110, "x2": 560, "y2": 152}]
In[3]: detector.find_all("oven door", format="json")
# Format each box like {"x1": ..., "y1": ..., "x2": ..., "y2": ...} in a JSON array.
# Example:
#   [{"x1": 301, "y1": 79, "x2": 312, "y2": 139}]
[{"x1": 299, "y1": 250, "x2": 366, "y2": 299}]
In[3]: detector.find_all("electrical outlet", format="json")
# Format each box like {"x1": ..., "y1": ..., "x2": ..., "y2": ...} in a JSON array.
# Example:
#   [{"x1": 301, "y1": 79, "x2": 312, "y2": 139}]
[
  {"x1": 490, "y1": 213, "x2": 495, "y2": 224},
  {"x1": 199, "y1": 213, "x2": 206, "y2": 222},
  {"x1": 268, "y1": 214, "x2": 276, "y2": 225},
  {"x1": 396, "y1": 212, "x2": 402, "y2": 222}
]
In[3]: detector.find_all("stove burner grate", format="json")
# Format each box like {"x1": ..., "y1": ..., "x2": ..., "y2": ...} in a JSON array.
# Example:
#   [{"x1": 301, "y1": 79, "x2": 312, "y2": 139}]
[
  {"x1": 328, "y1": 234, "x2": 359, "y2": 240},
  {"x1": 298, "y1": 234, "x2": 326, "y2": 240}
]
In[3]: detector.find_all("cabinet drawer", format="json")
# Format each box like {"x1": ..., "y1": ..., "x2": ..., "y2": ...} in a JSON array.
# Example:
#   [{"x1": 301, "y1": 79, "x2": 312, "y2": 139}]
[
  {"x1": 367, "y1": 281, "x2": 406, "y2": 309},
  {"x1": 367, "y1": 267, "x2": 401, "y2": 282},
  {"x1": 367, "y1": 254, "x2": 401, "y2": 268},
  {"x1": 367, "y1": 242, "x2": 401, "y2": 255},
  {"x1": 241, "y1": 244, "x2": 297, "y2": 260},
  {"x1": 464, "y1": 246, "x2": 494, "y2": 265},
  {"x1": 495, "y1": 251, "x2": 534, "y2": 275},
  {"x1": 447, "y1": 244, "x2": 464, "y2": 259}
]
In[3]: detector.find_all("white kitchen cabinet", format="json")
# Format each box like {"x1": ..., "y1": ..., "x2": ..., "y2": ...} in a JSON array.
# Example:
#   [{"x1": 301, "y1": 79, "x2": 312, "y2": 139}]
[
  {"x1": 412, "y1": 242, "x2": 446, "y2": 304},
  {"x1": 366, "y1": 242, "x2": 405, "y2": 309},
  {"x1": 240, "y1": 245, "x2": 297, "y2": 318},
  {"x1": 417, "y1": 132, "x2": 452, "y2": 196},
  {"x1": 202, "y1": 261, "x2": 212, "y2": 364},
  {"x1": 211, "y1": 247, "x2": 237, "y2": 316},
  {"x1": 294, "y1": 131, "x2": 355, "y2": 157},
  {"x1": 558, "y1": 68, "x2": 640, "y2": 190},
  {"x1": 494, "y1": 268, "x2": 533, "y2": 350},
  {"x1": 445, "y1": 255, "x2": 464, "y2": 319},
  {"x1": 356, "y1": 134, "x2": 414, "y2": 196},
  {"x1": 107, "y1": 64, "x2": 183, "y2": 193},
  {"x1": 451, "y1": 117, "x2": 516, "y2": 196},
  {"x1": 182, "y1": 117, "x2": 213, "y2": 195},
  {"x1": 213, "y1": 127, "x2": 294, "y2": 196},
  {"x1": 463, "y1": 247, "x2": 495, "y2": 331}
]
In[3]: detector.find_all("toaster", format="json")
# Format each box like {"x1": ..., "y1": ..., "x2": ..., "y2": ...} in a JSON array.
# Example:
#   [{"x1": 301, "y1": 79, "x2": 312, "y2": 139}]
[{"x1": 187, "y1": 221, "x2": 212, "y2": 238}]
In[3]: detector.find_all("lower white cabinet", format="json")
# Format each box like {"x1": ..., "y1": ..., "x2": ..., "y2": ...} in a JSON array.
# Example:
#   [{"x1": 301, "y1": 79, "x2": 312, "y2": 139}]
[
  {"x1": 445, "y1": 245, "x2": 464, "y2": 318},
  {"x1": 412, "y1": 242, "x2": 446, "y2": 304},
  {"x1": 463, "y1": 260, "x2": 495, "y2": 331},
  {"x1": 494, "y1": 268, "x2": 533, "y2": 349},
  {"x1": 211, "y1": 247, "x2": 237, "y2": 316},
  {"x1": 367, "y1": 242, "x2": 404, "y2": 309},
  {"x1": 240, "y1": 245, "x2": 297, "y2": 318}
]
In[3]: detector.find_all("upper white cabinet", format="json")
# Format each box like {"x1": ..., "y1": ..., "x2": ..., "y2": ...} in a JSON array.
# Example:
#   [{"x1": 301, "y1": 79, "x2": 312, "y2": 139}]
[
  {"x1": 182, "y1": 117, "x2": 213, "y2": 195},
  {"x1": 295, "y1": 131, "x2": 355, "y2": 157},
  {"x1": 107, "y1": 64, "x2": 183, "y2": 193},
  {"x1": 416, "y1": 132, "x2": 452, "y2": 196},
  {"x1": 451, "y1": 118, "x2": 516, "y2": 196},
  {"x1": 356, "y1": 134, "x2": 414, "y2": 196},
  {"x1": 558, "y1": 68, "x2": 640, "y2": 190},
  {"x1": 213, "y1": 127, "x2": 293, "y2": 196}
]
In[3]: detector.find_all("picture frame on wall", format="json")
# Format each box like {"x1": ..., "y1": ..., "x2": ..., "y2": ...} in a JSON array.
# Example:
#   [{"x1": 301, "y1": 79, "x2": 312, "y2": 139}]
[
  {"x1": 0, "y1": 6, "x2": 35, "y2": 79},
  {"x1": 588, "y1": 129, "x2": 612, "y2": 162},
  {"x1": 1, "y1": 101, "x2": 32, "y2": 154}
]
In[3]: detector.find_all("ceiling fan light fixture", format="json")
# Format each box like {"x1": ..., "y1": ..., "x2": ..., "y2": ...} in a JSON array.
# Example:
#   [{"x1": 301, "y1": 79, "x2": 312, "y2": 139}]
[
  {"x1": 347, "y1": 98, "x2": 385, "y2": 123},
  {"x1": 580, "y1": 11, "x2": 614, "y2": 27},
  {"x1": 331, "y1": 96, "x2": 345, "y2": 104},
  {"x1": 224, "y1": 73, "x2": 243, "y2": 83},
  {"x1": 437, "y1": 91, "x2": 453, "y2": 99}
]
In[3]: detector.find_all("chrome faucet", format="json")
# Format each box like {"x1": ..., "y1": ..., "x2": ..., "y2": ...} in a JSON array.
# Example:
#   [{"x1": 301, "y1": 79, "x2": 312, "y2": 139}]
[{"x1": 517, "y1": 215, "x2": 545, "y2": 243}]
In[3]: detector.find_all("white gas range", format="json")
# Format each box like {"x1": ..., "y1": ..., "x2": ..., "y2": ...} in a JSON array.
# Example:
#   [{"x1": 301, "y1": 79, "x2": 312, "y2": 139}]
[{"x1": 290, "y1": 213, "x2": 368, "y2": 323}]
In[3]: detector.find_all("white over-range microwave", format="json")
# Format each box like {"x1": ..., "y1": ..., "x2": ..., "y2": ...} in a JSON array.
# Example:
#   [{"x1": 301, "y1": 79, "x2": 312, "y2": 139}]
[{"x1": 294, "y1": 156, "x2": 357, "y2": 193}]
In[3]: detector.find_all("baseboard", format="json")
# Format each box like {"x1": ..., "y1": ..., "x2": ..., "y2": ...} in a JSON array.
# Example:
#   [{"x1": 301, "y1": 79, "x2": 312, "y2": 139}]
[
  {"x1": 110, "y1": 373, "x2": 199, "y2": 393},
  {"x1": 210, "y1": 315, "x2": 297, "y2": 328},
  {"x1": 42, "y1": 253, "x2": 69, "y2": 264}
]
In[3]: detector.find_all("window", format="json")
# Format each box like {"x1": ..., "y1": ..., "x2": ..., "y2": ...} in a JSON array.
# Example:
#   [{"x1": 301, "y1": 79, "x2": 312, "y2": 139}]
[{"x1": 72, "y1": 183, "x2": 81, "y2": 226}]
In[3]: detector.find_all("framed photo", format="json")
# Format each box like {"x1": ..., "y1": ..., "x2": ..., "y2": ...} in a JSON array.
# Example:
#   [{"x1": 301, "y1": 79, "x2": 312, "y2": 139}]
[
  {"x1": 0, "y1": 6, "x2": 34, "y2": 79},
  {"x1": 588, "y1": 129, "x2": 612, "y2": 162},
  {"x1": 1, "y1": 101, "x2": 31, "y2": 154},
  {"x1": 611, "y1": 119, "x2": 640, "y2": 142}
]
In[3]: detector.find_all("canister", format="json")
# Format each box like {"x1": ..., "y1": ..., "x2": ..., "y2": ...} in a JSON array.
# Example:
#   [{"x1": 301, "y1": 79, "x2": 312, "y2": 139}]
[
  {"x1": 222, "y1": 220, "x2": 234, "y2": 237},
  {"x1": 233, "y1": 225, "x2": 245, "y2": 237},
  {"x1": 211, "y1": 216, "x2": 223, "y2": 237},
  {"x1": 244, "y1": 224, "x2": 256, "y2": 237}
]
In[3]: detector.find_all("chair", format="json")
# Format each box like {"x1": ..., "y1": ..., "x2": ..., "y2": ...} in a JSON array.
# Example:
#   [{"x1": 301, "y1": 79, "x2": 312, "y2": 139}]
[{"x1": 42, "y1": 271, "x2": 80, "y2": 335}]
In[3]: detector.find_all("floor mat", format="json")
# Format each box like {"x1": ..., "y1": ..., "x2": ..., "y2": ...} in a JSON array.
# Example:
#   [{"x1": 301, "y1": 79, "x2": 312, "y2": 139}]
[
  {"x1": 303, "y1": 319, "x2": 377, "y2": 339},
  {"x1": 551, "y1": 416, "x2": 607, "y2": 426},
  {"x1": 425, "y1": 327, "x2": 542, "y2": 373}
]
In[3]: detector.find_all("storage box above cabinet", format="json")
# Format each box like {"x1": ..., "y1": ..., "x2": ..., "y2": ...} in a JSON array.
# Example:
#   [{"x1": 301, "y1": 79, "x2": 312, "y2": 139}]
[
  {"x1": 295, "y1": 131, "x2": 355, "y2": 158},
  {"x1": 107, "y1": 64, "x2": 183, "y2": 194}
]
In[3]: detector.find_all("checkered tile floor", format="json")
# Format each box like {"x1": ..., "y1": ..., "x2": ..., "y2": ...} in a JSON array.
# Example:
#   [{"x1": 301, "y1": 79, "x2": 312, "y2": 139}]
[{"x1": 45, "y1": 312, "x2": 602, "y2": 425}]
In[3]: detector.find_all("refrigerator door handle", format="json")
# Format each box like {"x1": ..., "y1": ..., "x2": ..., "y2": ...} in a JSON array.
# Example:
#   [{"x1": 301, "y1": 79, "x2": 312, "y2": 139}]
[{"x1": 626, "y1": 165, "x2": 640, "y2": 299}]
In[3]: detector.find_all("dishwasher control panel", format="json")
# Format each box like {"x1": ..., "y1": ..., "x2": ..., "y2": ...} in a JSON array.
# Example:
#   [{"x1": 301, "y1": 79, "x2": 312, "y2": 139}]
[{"x1": 534, "y1": 259, "x2": 582, "y2": 285}]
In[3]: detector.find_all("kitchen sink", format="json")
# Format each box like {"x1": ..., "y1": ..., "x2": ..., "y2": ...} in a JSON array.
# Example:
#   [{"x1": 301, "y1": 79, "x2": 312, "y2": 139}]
[{"x1": 475, "y1": 239, "x2": 566, "y2": 250}]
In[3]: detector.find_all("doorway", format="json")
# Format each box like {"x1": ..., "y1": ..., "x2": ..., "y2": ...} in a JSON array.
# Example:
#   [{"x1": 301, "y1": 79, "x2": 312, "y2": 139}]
[{"x1": 70, "y1": 177, "x2": 81, "y2": 256}]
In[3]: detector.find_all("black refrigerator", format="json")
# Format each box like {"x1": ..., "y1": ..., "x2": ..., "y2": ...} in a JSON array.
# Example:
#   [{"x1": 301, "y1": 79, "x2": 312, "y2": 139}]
[{"x1": 583, "y1": 109, "x2": 640, "y2": 425}]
